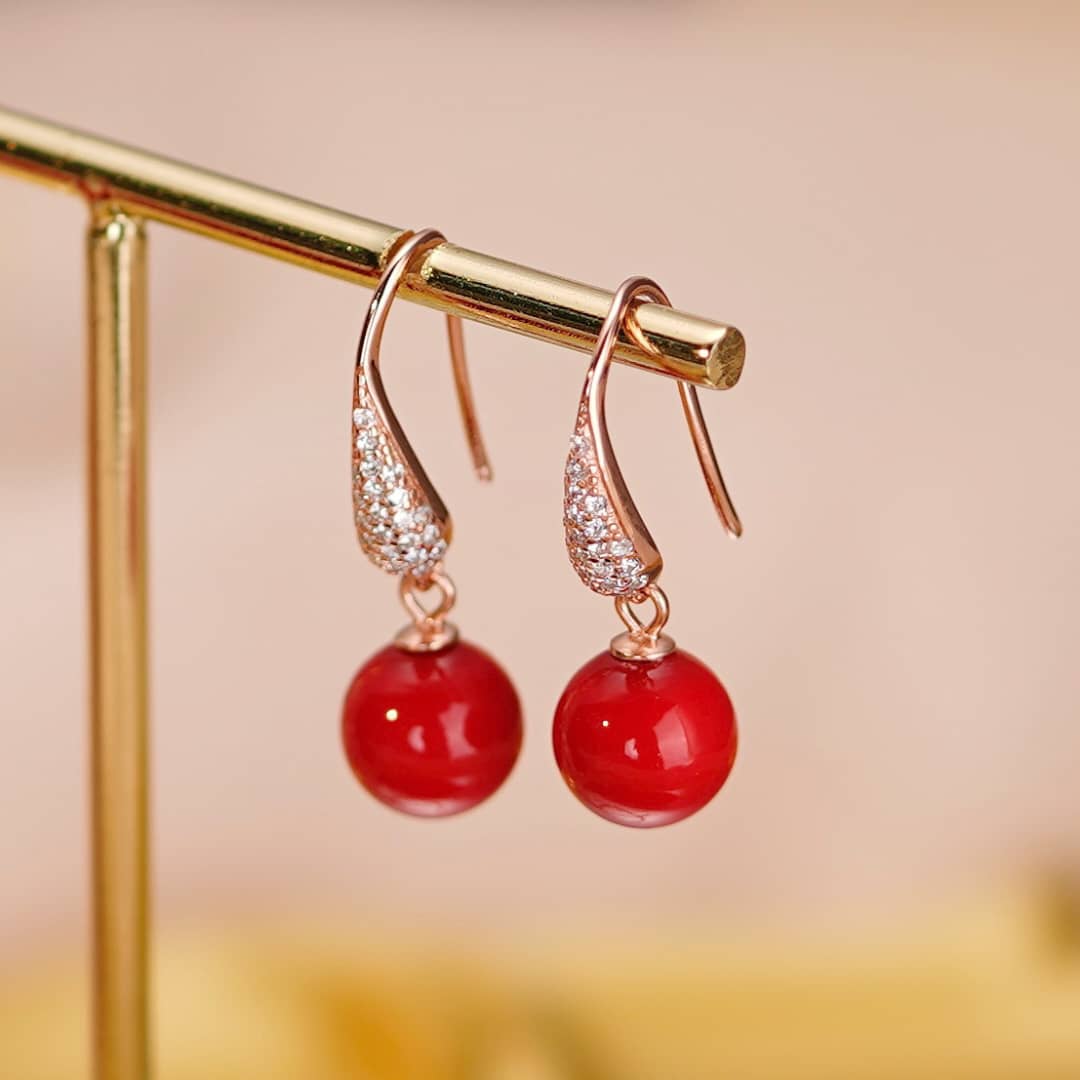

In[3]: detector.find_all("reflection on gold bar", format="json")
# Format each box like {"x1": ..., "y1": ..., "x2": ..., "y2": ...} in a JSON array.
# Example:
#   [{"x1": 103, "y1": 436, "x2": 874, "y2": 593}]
[{"x1": 87, "y1": 209, "x2": 150, "y2": 1080}]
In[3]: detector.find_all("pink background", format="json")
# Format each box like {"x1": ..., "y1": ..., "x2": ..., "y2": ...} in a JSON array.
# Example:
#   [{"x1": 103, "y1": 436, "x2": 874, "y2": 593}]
[{"x1": 1, "y1": 3, "x2": 1078, "y2": 956}]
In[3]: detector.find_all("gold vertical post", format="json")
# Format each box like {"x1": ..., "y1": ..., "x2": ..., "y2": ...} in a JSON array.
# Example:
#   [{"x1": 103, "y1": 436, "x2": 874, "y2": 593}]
[{"x1": 87, "y1": 209, "x2": 150, "y2": 1080}]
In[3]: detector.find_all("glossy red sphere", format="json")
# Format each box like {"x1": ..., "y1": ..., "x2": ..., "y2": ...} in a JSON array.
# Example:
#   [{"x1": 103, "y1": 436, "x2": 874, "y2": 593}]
[
  {"x1": 342, "y1": 640, "x2": 522, "y2": 818},
  {"x1": 552, "y1": 648, "x2": 736, "y2": 828}
]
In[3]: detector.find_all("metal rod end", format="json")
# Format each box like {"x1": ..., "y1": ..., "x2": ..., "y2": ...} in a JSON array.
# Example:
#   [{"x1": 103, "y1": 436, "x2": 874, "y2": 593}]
[{"x1": 706, "y1": 327, "x2": 746, "y2": 390}]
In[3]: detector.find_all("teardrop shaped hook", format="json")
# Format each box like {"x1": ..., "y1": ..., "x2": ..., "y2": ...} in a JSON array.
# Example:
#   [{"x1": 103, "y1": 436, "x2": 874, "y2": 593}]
[
  {"x1": 563, "y1": 276, "x2": 741, "y2": 599},
  {"x1": 352, "y1": 228, "x2": 492, "y2": 581}
]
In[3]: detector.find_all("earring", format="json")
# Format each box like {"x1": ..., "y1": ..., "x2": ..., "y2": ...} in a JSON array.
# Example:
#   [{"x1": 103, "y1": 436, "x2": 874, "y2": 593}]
[
  {"x1": 341, "y1": 229, "x2": 522, "y2": 818},
  {"x1": 553, "y1": 277, "x2": 742, "y2": 828}
]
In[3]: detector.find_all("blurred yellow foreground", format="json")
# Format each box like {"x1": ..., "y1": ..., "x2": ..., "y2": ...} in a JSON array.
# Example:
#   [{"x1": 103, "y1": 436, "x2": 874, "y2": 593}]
[{"x1": 3, "y1": 887, "x2": 1079, "y2": 1079}]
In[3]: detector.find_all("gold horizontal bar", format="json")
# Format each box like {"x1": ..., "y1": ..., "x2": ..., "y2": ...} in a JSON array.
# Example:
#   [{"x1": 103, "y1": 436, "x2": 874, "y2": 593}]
[{"x1": 0, "y1": 105, "x2": 744, "y2": 389}]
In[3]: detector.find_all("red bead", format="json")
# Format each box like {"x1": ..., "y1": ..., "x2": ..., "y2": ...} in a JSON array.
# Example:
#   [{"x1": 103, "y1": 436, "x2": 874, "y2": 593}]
[
  {"x1": 342, "y1": 640, "x2": 522, "y2": 818},
  {"x1": 552, "y1": 648, "x2": 736, "y2": 828}
]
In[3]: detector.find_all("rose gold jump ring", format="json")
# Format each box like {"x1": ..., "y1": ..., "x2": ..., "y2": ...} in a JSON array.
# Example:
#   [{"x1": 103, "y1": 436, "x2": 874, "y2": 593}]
[
  {"x1": 398, "y1": 569, "x2": 457, "y2": 631},
  {"x1": 614, "y1": 583, "x2": 670, "y2": 642}
]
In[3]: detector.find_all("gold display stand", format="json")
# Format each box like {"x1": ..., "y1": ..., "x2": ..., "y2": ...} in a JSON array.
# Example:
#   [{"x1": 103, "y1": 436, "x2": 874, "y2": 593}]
[{"x1": 0, "y1": 105, "x2": 745, "y2": 1080}]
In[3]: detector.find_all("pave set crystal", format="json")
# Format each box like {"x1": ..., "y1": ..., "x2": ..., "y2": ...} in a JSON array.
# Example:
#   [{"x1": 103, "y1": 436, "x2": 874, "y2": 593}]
[
  {"x1": 352, "y1": 372, "x2": 448, "y2": 579},
  {"x1": 564, "y1": 408, "x2": 650, "y2": 597}
]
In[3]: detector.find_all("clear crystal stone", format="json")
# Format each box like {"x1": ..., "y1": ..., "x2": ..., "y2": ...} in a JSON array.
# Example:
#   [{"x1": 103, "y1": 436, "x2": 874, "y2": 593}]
[
  {"x1": 392, "y1": 508, "x2": 413, "y2": 528},
  {"x1": 353, "y1": 407, "x2": 375, "y2": 428},
  {"x1": 421, "y1": 523, "x2": 439, "y2": 544},
  {"x1": 566, "y1": 460, "x2": 585, "y2": 480},
  {"x1": 355, "y1": 431, "x2": 377, "y2": 452},
  {"x1": 360, "y1": 457, "x2": 380, "y2": 477},
  {"x1": 387, "y1": 487, "x2": 409, "y2": 508},
  {"x1": 583, "y1": 519, "x2": 605, "y2": 540},
  {"x1": 412, "y1": 506, "x2": 432, "y2": 527},
  {"x1": 583, "y1": 494, "x2": 607, "y2": 515},
  {"x1": 586, "y1": 542, "x2": 607, "y2": 557},
  {"x1": 609, "y1": 539, "x2": 633, "y2": 557}
]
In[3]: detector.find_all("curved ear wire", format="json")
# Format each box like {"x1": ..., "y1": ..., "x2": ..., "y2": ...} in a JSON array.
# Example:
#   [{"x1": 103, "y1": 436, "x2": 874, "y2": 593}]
[
  {"x1": 564, "y1": 276, "x2": 741, "y2": 599},
  {"x1": 677, "y1": 379, "x2": 742, "y2": 537},
  {"x1": 621, "y1": 299, "x2": 741, "y2": 539},
  {"x1": 446, "y1": 314, "x2": 492, "y2": 481},
  {"x1": 352, "y1": 228, "x2": 491, "y2": 581}
]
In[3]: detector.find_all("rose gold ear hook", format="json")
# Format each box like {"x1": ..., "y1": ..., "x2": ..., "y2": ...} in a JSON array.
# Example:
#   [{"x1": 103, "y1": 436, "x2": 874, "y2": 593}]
[
  {"x1": 563, "y1": 276, "x2": 741, "y2": 605},
  {"x1": 445, "y1": 315, "x2": 492, "y2": 481},
  {"x1": 621, "y1": 281, "x2": 742, "y2": 539},
  {"x1": 365, "y1": 227, "x2": 492, "y2": 484},
  {"x1": 351, "y1": 229, "x2": 492, "y2": 585}
]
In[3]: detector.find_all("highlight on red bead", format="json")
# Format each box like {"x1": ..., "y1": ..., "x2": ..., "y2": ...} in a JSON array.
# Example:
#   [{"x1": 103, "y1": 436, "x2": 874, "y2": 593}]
[
  {"x1": 342, "y1": 640, "x2": 522, "y2": 818},
  {"x1": 552, "y1": 648, "x2": 736, "y2": 828}
]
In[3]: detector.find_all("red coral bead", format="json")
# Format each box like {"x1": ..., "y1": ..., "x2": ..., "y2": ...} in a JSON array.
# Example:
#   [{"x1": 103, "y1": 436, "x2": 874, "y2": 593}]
[
  {"x1": 552, "y1": 648, "x2": 737, "y2": 828},
  {"x1": 342, "y1": 640, "x2": 522, "y2": 818}
]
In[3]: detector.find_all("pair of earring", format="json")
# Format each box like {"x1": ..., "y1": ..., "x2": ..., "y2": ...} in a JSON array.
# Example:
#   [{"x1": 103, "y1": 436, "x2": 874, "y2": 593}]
[{"x1": 340, "y1": 229, "x2": 740, "y2": 828}]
